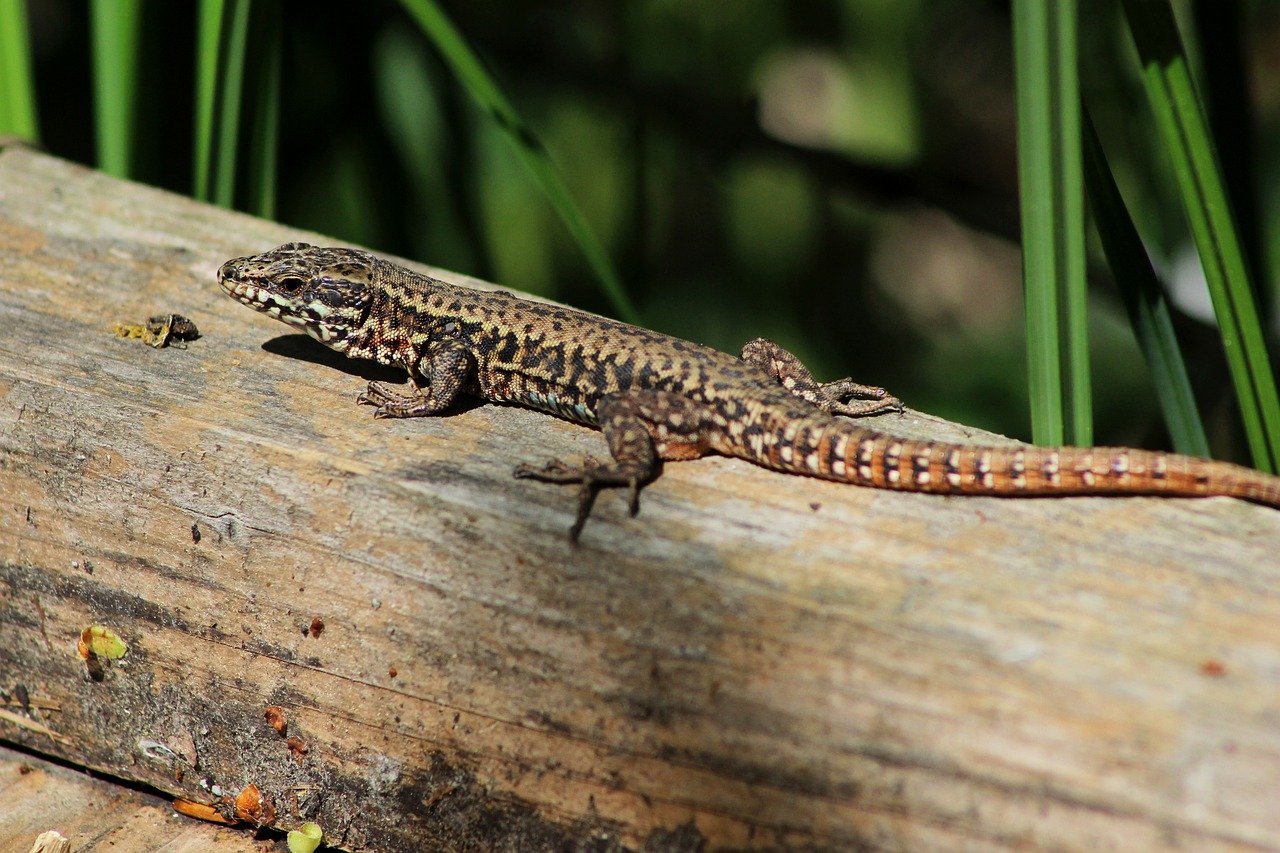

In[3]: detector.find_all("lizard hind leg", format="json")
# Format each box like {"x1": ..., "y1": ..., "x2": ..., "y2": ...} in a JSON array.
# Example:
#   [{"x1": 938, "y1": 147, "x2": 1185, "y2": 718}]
[
  {"x1": 513, "y1": 390, "x2": 712, "y2": 541},
  {"x1": 739, "y1": 337, "x2": 902, "y2": 417}
]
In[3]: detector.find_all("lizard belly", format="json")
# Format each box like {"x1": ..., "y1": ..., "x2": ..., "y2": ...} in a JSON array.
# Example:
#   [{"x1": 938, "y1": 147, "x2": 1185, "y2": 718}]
[
  {"x1": 512, "y1": 389, "x2": 600, "y2": 425},
  {"x1": 481, "y1": 369, "x2": 601, "y2": 426}
]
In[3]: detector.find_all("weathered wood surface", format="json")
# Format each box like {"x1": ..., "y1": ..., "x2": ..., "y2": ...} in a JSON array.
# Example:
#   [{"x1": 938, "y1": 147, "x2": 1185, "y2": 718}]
[
  {"x1": 0, "y1": 744, "x2": 264, "y2": 852},
  {"x1": 1, "y1": 146, "x2": 1279, "y2": 851}
]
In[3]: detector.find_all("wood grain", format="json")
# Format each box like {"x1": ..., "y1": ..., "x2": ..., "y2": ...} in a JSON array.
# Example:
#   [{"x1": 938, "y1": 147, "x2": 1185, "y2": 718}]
[{"x1": 1, "y1": 147, "x2": 1279, "y2": 850}]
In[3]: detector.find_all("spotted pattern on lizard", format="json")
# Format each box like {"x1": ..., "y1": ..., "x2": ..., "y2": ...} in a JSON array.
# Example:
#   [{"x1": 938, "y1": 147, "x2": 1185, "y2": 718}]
[{"x1": 219, "y1": 243, "x2": 1280, "y2": 540}]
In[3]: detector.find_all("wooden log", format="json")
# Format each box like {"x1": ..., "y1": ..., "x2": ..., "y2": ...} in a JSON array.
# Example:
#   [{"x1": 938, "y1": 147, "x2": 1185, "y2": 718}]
[{"x1": 1, "y1": 146, "x2": 1279, "y2": 850}]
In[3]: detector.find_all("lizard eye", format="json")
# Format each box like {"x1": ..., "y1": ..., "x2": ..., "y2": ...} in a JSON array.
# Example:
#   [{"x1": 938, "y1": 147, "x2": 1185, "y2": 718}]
[{"x1": 278, "y1": 276, "x2": 306, "y2": 294}]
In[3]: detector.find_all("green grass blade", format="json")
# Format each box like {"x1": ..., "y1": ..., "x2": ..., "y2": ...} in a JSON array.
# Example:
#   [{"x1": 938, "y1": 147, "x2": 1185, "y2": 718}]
[
  {"x1": 193, "y1": 0, "x2": 250, "y2": 207},
  {"x1": 1192, "y1": 3, "x2": 1263, "y2": 302},
  {"x1": 213, "y1": 0, "x2": 251, "y2": 208},
  {"x1": 193, "y1": 0, "x2": 224, "y2": 200},
  {"x1": 0, "y1": 0, "x2": 38, "y2": 140},
  {"x1": 1121, "y1": 0, "x2": 1280, "y2": 473},
  {"x1": 395, "y1": 0, "x2": 640, "y2": 324},
  {"x1": 245, "y1": 2, "x2": 281, "y2": 219},
  {"x1": 90, "y1": 0, "x2": 142, "y2": 177},
  {"x1": 1012, "y1": 0, "x2": 1090, "y2": 447},
  {"x1": 1082, "y1": 108, "x2": 1209, "y2": 457}
]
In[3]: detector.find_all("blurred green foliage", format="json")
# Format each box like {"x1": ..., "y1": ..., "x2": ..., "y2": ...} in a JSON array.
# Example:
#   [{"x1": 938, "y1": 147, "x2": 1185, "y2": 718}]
[{"x1": 16, "y1": 0, "x2": 1280, "y2": 455}]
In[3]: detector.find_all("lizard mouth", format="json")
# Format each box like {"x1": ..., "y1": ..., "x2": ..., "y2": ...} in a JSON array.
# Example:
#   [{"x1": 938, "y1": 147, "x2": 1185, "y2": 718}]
[{"x1": 221, "y1": 278, "x2": 298, "y2": 321}]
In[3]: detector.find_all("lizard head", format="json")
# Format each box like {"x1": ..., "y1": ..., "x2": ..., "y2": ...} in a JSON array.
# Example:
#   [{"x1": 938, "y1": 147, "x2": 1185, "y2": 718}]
[{"x1": 218, "y1": 242, "x2": 376, "y2": 350}]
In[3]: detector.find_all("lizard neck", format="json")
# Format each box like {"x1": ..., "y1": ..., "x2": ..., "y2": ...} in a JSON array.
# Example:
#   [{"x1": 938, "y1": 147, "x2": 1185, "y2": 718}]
[{"x1": 342, "y1": 261, "x2": 443, "y2": 366}]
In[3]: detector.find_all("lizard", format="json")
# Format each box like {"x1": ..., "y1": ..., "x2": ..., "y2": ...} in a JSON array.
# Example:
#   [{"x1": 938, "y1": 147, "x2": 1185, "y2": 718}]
[{"x1": 219, "y1": 242, "x2": 1280, "y2": 540}]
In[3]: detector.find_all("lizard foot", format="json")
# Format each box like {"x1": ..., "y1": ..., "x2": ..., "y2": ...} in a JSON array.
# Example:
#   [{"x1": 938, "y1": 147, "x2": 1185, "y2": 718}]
[
  {"x1": 740, "y1": 338, "x2": 904, "y2": 418},
  {"x1": 358, "y1": 382, "x2": 429, "y2": 418},
  {"x1": 513, "y1": 455, "x2": 603, "y2": 483},
  {"x1": 817, "y1": 379, "x2": 903, "y2": 418},
  {"x1": 515, "y1": 456, "x2": 644, "y2": 541}
]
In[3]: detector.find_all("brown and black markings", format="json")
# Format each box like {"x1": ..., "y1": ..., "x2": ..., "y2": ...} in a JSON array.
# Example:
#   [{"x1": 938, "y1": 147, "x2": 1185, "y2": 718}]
[{"x1": 219, "y1": 243, "x2": 1280, "y2": 539}]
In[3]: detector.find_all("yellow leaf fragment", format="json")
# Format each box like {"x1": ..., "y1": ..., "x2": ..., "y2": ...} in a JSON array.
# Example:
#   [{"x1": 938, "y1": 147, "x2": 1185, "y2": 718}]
[
  {"x1": 78, "y1": 626, "x2": 127, "y2": 660},
  {"x1": 287, "y1": 821, "x2": 323, "y2": 853}
]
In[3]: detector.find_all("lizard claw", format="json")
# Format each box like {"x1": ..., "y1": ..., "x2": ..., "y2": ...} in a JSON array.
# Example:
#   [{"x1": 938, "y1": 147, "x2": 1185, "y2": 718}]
[
  {"x1": 358, "y1": 381, "x2": 393, "y2": 406},
  {"x1": 569, "y1": 483, "x2": 600, "y2": 543},
  {"x1": 627, "y1": 479, "x2": 640, "y2": 516}
]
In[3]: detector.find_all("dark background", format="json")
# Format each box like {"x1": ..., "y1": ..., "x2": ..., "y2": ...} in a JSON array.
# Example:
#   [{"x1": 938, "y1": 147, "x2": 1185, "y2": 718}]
[{"x1": 23, "y1": 0, "x2": 1280, "y2": 451}]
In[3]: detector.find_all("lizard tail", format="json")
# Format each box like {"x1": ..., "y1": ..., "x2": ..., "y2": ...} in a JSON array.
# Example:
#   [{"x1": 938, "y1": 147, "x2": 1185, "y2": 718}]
[{"x1": 745, "y1": 415, "x2": 1280, "y2": 509}]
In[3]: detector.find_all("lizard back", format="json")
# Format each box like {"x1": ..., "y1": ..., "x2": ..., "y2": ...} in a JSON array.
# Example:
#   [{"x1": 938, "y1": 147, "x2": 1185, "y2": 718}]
[{"x1": 321, "y1": 251, "x2": 802, "y2": 427}]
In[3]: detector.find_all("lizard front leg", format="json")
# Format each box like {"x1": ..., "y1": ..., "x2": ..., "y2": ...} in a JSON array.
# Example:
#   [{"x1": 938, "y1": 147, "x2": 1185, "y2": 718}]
[
  {"x1": 358, "y1": 340, "x2": 474, "y2": 418},
  {"x1": 740, "y1": 337, "x2": 902, "y2": 417},
  {"x1": 514, "y1": 390, "x2": 714, "y2": 541}
]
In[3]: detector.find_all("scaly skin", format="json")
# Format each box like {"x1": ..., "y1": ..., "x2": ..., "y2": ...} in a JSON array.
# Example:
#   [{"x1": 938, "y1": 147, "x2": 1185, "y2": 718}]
[{"x1": 219, "y1": 243, "x2": 1280, "y2": 539}]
